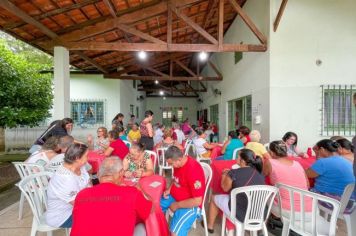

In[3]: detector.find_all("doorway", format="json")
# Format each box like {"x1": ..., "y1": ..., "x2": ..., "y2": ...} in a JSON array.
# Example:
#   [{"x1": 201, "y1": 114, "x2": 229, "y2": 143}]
[{"x1": 227, "y1": 95, "x2": 252, "y2": 131}]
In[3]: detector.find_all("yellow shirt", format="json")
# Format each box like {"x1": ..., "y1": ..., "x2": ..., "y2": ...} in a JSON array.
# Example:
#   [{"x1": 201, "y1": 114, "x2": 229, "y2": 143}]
[
  {"x1": 128, "y1": 130, "x2": 141, "y2": 142},
  {"x1": 245, "y1": 142, "x2": 268, "y2": 158}
]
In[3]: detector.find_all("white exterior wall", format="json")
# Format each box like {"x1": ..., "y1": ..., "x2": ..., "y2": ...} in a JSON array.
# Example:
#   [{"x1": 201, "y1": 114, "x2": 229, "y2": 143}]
[
  {"x1": 200, "y1": 0, "x2": 270, "y2": 143},
  {"x1": 5, "y1": 75, "x2": 145, "y2": 150},
  {"x1": 146, "y1": 97, "x2": 198, "y2": 125},
  {"x1": 119, "y1": 80, "x2": 145, "y2": 124},
  {"x1": 269, "y1": 0, "x2": 356, "y2": 149}
]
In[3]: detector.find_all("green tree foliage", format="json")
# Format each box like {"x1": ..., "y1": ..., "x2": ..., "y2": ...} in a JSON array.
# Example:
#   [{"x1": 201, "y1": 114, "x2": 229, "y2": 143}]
[{"x1": 0, "y1": 35, "x2": 53, "y2": 128}]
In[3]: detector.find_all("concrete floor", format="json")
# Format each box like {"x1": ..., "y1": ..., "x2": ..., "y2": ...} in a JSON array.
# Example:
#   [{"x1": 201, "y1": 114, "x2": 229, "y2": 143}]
[{"x1": 0, "y1": 200, "x2": 349, "y2": 236}]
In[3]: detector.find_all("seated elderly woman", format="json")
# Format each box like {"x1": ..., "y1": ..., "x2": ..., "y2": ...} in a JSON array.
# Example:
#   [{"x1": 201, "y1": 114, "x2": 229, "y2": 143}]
[
  {"x1": 128, "y1": 123, "x2": 141, "y2": 144},
  {"x1": 123, "y1": 143, "x2": 154, "y2": 179},
  {"x1": 87, "y1": 127, "x2": 109, "y2": 152},
  {"x1": 306, "y1": 139, "x2": 355, "y2": 199},
  {"x1": 206, "y1": 149, "x2": 265, "y2": 233},
  {"x1": 193, "y1": 128, "x2": 219, "y2": 158},
  {"x1": 26, "y1": 136, "x2": 59, "y2": 168},
  {"x1": 264, "y1": 141, "x2": 311, "y2": 217},
  {"x1": 46, "y1": 143, "x2": 91, "y2": 228},
  {"x1": 156, "y1": 128, "x2": 183, "y2": 150},
  {"x1": 245, "y1": 130, "x2": 271, "y2": 160},
  {"x1": 282, "y1": 131, "x2": 308, "y2": 158},
  {"x1": 335, "y1": 138, "x2": 354, "y2": 163}
]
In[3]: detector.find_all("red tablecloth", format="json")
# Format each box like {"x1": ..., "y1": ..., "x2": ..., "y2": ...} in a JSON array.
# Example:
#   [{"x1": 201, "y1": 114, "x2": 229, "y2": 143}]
[
  {"x1": 87, "y1": 150, "x2": 106, "y2": 173},
  {"x1": 289, "y1": 156, "x2": 316, "y2": 187},
  {"x1": 210, "y1": 160, "x2": 236, "y2": 194},
  {"x1": 138, "y1": 175, "x2": 169, "y2": 236},
  {"x1": 210, "y1": 145, "x2": 223, "y2": 160}
]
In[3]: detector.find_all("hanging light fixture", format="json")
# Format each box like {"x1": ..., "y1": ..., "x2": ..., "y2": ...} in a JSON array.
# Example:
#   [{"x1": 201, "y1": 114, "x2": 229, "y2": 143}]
[
  {"x1": 199, "y1": 52, "x2": 208, "y2": 61},
  {"x1": 138, "y1": 51, "x2": 147, "y2": 60}
]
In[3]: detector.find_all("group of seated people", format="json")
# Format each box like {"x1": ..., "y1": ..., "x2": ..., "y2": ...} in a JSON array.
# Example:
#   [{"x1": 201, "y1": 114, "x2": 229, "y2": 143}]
[
  {"x1": 26, "y1": 115, "x2": 355, "y2": 236},
  {"x1": 204, "y1": 134, "x2": 355, "y2": 233}
]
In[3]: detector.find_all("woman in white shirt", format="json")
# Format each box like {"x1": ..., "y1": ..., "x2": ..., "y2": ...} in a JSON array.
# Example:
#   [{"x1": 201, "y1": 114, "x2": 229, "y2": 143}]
[
  {"x1": 193, "y1": 128, "x2": 219, "y2": 158},
  {"x1": 46, "y1": 143, "x2": 90, "y2": 228},
  {"x1": 26, "y1": 136, "x2": 59, "y2": 168}
]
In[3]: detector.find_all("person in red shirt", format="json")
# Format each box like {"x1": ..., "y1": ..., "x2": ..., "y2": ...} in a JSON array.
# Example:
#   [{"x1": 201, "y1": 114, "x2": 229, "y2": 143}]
[
  {"x1": 104, "y1": 129, "x2": 129, "y2": 160},
  {"x1": 160, "y1": 146, "x2": 206, "y2": 236},
  {"x1": 71, "y1": 157, "x2": 152, "y2": 236}
]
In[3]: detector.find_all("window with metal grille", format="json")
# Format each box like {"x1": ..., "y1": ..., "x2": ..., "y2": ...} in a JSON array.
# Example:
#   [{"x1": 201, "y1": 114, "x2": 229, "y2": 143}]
[
  {"x1": 177, "y1": 109, "x2": 183, "y2": 121},
  {"x1": 320, "y1": 85, "x2": 356, "y2": 136},
  {"x1": 70, "y1": 100, "x2": 106, "y2": 128},
  {"x1": 130, "y1": 105, "x2": 134, "y2": 115},
  {"x1": 210, "y1": 104, "x2": 219, "y2": 125}
]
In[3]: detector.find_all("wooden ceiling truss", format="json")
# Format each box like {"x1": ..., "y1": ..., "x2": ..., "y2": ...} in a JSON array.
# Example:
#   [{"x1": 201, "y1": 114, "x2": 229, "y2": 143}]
[{"x1": 0, "y1": 0, "x2": 268, "y2": 97}]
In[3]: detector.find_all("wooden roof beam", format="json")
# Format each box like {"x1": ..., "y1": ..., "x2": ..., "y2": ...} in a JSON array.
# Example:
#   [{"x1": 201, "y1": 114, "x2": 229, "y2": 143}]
[
  {"x1": 227, "y1": 0, "x2": 267, "y2": 44},
  {"x1": 273, "y1": 0, "x2": 288, "y2": 32},
  {"x1": 39, "y1": 0, "x2": 203, "y2": 47},
  {"x1": 208, "y1": 60, "x2": 223, "y2": 79},
  {"x1": 61, "y1": 42, "x2": 267, "y2": 52},
  {"x1": 138, "y1": 88, "x2": 206, "y2": 93},
  {"x1": 104, "y1": 75, "x2": 222, "y2": 81},
  {"x1": 169, "y1": 4, "x2": 218, "y2": 45},
  {"x1": 0, "y1": 0, "x2": 108, "y2": 73}
]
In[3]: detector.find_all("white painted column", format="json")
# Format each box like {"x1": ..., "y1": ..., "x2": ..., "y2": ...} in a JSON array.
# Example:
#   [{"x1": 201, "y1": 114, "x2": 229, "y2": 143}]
[{"x1": 53, "y1": 46, "x2": 70, "y2": 119}]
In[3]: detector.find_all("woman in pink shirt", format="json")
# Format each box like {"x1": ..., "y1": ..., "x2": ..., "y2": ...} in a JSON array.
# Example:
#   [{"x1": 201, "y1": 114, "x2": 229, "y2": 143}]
[{"x1": 264, "y1": 140, "x2": 311, "y2": 217}]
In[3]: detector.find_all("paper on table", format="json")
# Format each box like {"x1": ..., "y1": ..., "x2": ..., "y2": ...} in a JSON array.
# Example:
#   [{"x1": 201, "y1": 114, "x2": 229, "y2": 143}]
[{"x1": 149, "y1": 181, "x2": 162, "y2": 188}]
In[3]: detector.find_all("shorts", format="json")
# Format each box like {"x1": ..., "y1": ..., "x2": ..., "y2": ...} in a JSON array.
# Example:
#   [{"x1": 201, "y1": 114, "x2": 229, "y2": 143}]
[{"x1": 160, "y1": 194, "x2": 201, "y2": 236}]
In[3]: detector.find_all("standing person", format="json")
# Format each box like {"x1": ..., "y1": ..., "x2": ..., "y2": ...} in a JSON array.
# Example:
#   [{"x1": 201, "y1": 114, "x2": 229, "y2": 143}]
[
  {"x1": 140, "y1": 110, "x2": 154, "y2": 150},
  {"x1": 30, "y1": 118, "x2": 73, "y2": 154},
  {"x1": 45, "y1": 143, "x2": 90, "y2": 228},
  {"x1": 211, "y1": 122, "x2": 219, "y2": 142},
  {"x1": 160, "y1": 146, "x2": 206, "y2": 236},
  {"x1": 153, "y1": 124, "x2": 165, "y2": 146},
  {"x1": 172, "y1": 123, "x2": 185, "y2": 145},
  {"x1": 71, "y1": 157, "x2": 152, "y2": 236},
  {"x1": 112, "y1": 113, "x2": 124, "y2": 129},
  {"x1": 182, "y1": 118, "x2": 192, "y2": 135}
]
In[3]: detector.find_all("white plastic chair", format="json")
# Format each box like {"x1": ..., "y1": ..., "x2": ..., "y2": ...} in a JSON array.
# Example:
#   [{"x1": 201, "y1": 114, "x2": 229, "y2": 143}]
[
  {"x1": 145, "y1": 150, "x2": 158, "y2": 173},
  {"x1": 318, "y1": 183, "x2": 355, "y2": 236},
  {"x1": 184, "y1": 138, "x2": 193, "y2": 149},
  {"x1": 156, "y1": 147, "x2": 173, "y2": 176},
  {"x1": 184, "y1": 143, "x2": 197, "y2": 157},
  {"x1": 232, "y1": 147, "x2": 244, "y2": 160},
  {"x1": 123, "y1": 140, "x2": 131, "y2": 148},
  {"x1": 13, "y1": 162, "x2": 45, "y2": 220},
  {"x1": 18, "y1": 172, "x2": 69, "y2": 236},
  {"x1": 197, "y1": 154, "x2": 212, "y2": 164},
  {"x1": 276, "y1": 183, "x2": 341, "y2": 236},
  {"x1": 194, "y1": 162, "x2": 213, "y2": 236},
  {"x1": 220, "y1": 185, "x2": 278, "y2": 236}
]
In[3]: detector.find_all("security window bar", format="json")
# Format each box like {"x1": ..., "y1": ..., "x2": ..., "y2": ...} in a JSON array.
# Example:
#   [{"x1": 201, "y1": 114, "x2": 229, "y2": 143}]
[
  {"x1": 321, "y1": 85, "x2": 356, "y2": 136},
  {"x1": 70, "y1": 100, "x2": 106, "y2": 128}
]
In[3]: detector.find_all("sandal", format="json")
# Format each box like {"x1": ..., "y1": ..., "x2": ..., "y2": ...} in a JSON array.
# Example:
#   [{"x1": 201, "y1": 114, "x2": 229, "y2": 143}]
[{"x1": 200, "y1": 221, "x2": 214, "y2": 234}]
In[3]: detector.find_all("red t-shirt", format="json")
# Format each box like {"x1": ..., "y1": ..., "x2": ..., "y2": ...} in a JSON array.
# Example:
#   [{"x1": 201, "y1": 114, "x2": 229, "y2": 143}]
[
  {"x1": 110, "y1": 139, "x2": 129, "y2": 160},
  {"x1": 71, "y1": 183, "x2": 152, "y2": 236},
  {"x1": 212, "y1": 125, "x2": 218, "y2": 133},
  {"x1": 170, "y1": 157, "x2": 206, "y2": 207}
]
